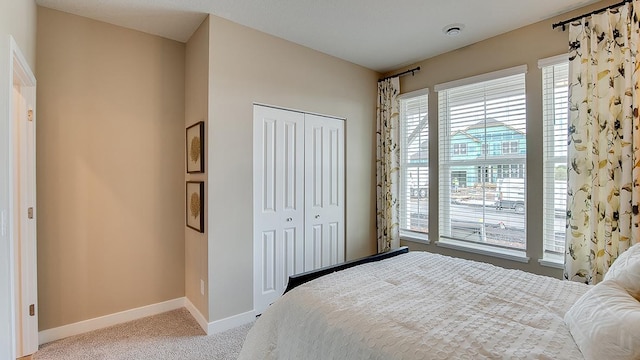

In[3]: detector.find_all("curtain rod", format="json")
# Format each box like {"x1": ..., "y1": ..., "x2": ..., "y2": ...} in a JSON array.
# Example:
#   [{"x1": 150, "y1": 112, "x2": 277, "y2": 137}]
[
  {"x1": 552, "y1": 0, "x2": 632, "y2": 30},
  {"x1": 378, "y1": 66, "x2": 420, "y2": 82}
]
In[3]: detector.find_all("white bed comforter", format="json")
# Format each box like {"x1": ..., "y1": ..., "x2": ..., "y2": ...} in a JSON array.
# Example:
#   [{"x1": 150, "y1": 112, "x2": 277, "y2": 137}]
[{"x1": 238, "y1": 251, "x2": 589, "y2": 360}]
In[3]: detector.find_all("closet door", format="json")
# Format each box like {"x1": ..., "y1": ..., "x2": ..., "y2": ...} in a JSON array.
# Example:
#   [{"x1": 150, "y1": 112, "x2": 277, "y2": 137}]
[
  {"x1": 253, "y1": 105, "x2": 305, "y2": 314},
  {"x1": 304, "y1": 114, "x2": 345, "y2": 271}
]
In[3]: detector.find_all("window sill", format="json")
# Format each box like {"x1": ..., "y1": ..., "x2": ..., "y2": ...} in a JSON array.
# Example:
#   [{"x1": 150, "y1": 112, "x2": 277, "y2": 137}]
[
  {"x1": 538, "y1": 255, "x2": 564, "y2": 269},
  {"x1": 400, "y1": 231, "x2": 429, "y2": 245},
  {"x1": 436, "y1": 238, "x2": 530, "y2": 263}
]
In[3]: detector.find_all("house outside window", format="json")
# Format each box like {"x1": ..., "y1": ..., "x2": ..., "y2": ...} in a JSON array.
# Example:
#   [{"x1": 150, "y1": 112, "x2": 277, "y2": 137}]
[
  {"x1": 436, "y1": 66, "x2": 527, "y2": 256},
  {"x1": 540, "y1": 55, "x2": 569, "y2": 265},
  {"x1": 399, "y1": 89, "x2": 429, "y2": 240}
]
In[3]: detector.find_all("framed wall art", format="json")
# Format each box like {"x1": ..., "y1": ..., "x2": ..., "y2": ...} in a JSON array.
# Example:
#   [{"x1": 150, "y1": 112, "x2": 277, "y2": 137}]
[
  {"x1": 186, "y1": 181, "x2": 204, "y2": 232},
  {"x1": 186, "y1": 121, "x2": 205, "y2": 173}
]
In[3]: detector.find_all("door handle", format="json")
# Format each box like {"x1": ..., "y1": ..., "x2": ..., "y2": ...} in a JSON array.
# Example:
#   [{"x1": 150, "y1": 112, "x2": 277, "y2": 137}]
[
  {"x1": 315, "y1": 215, "x2": 320, "y2": 219},
  {"x1": 286, "y1": 217, "x2": 292, "y2": 222}
]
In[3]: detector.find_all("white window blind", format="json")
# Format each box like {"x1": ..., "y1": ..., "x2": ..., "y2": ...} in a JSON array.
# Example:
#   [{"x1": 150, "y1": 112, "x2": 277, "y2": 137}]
[
  {"x1": 437, "y1": 70, "x2": 526, "y2": 251},
  {"x1": 399, "y1": 90, "x2": 429, "y2": 239},
  {"x1": 541, "y1": 59, "x2": 569, "y2": 260}
]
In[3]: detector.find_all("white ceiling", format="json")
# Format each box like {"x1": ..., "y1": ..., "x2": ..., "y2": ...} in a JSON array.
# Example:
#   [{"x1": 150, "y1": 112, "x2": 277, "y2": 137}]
[{"x1": 35, "y1": 0, "x2": 601, "y2": 72}]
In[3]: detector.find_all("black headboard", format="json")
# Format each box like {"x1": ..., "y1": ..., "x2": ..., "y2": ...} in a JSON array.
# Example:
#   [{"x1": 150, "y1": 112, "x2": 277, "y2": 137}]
[{"x1": 283, "y1": 246, "x2": 409, "y2": 294}]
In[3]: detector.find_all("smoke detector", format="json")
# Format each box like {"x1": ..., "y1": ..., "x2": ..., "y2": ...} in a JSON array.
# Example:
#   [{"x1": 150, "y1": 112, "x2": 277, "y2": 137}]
[{"x1": 443, "y1": 24, "x2": 464, "y2": 36}]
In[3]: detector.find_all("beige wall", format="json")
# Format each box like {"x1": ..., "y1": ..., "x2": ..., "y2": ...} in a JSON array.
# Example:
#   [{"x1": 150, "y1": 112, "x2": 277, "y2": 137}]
[
  {"x1": 185, "y1": 17, "x2": 210, "y2": 320},
  {"x1": 393, "y1": 0, "x2": 619, "y2": 277},
  {"x1": 0, "y1": 0, "x2": 37, "y2": 355},
  {"x1": 36, "y1": 7, "x2": 186, "y2": 330},
  {"x1": 207, "y1": 15, "x2": 379, "y2": 320},
  {"x1": 27, "y1": 0, "x2": 612, "y2": 332}
]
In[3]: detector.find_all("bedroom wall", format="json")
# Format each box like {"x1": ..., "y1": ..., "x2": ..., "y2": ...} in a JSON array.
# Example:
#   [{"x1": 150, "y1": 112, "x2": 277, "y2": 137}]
[
  {"x1": 394, "y1": 0, "x2": 620, "y2": 277},
  {"x1": 36, "y1": 7, "x2": 186, "y2": 330},
  {"x1": 185, "y1": 16, "x2": 210, "y2": 320},
  {"x1": 207, "y1": 15, "x2": 379, "y2": 321},
  {"x1": 0, "y1": 0, "x2": 37, "y2": 355}
]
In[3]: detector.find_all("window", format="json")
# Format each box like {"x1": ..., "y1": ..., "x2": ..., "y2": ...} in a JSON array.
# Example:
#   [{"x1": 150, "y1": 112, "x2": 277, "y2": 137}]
[
  {"x1": 436, "y1": 66, "x2": 527, "y2": 254},
  {"x1": 399, "y1": 89, "x2": 429, "y2": 239},
  {"x1": 540, "y1": 55, "x2": 569, "y2": 263},
  {"x1": 502, "y1": 141, "x2": 519, "y2": 154},
  {"x1": 453, "y1": 143, "x2": 467, "y2": 155},
  {"x1": 497, "y1": 164, "x2": 524, "y2": 179}
]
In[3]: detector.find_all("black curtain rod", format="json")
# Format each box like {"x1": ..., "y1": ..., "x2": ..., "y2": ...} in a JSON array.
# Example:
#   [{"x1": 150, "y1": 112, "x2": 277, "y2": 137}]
[
  {"x1": 552, "y1": 0, "x2": 632, "y2": 30},
  {"x1": 378, "y1": 66, "x2": 420, "y2": 82}
]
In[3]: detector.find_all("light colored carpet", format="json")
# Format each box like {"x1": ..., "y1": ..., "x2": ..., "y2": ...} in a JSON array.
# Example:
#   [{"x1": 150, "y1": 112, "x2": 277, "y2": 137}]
[{"x1": 33, "y1": 308, "x2": 253, "y2": 360}]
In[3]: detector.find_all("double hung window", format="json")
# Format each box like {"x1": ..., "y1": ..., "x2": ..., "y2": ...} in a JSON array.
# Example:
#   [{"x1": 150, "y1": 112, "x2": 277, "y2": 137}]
[
  {"x1": 435, "y1": 66, "x2": 527, "y2": 254},
  {"x1": 399, "y1": 89, "x2": 429, "y2": 240},
  {"x1": 540, "y1": 55, "x2": 569, "y2": 264}
]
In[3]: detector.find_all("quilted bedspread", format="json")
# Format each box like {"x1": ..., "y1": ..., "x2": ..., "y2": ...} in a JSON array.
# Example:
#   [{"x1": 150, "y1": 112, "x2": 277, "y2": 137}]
[{"x1": 238, "y1": 251, "x2": 590, "y2": 359}]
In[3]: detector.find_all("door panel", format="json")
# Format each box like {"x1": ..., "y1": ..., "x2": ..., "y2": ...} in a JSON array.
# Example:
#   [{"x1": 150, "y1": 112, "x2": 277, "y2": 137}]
[
  {"x1": 262, "y1": 119, "x2": 276, "y2": 212},
  {"x1": 329, "y1": 128, "x2": 340, "y2": 206},
  {"x1": 253, "y1": 106, "x2": 304, "y2": 314},
  {"x1": 283, "y1": 227, "x2": 298, "y2": 283},
  {"x1": 311, "y1": 224, "x2": 322, "y2": 269},
  {"x1": 310, "y1": 126, "x2": 323, "y2": 208},
  {"x1": 261, "y1": 230, "x2": 276, "y2": 292},
  {"x1": 283, "y1": 122, "x2": 297, "y2": 210},
  {"x1": 304, "y1": 114, "x2": 345, "y2": 271},
  {"x1": 328, "y1": 222, "x2": 340, "y2": 265}
]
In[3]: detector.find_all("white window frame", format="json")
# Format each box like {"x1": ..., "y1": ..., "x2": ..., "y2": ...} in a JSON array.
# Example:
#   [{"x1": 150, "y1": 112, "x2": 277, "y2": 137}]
[
  {"x1": 399, "y1": 88, "x2": 430, "y2": 243},
  {"x1": 539, "y1": 54, "x2": 569, "y2": 268},
  {"x1": 435, "y1": 66, "x2": 529, "y2": 262}
]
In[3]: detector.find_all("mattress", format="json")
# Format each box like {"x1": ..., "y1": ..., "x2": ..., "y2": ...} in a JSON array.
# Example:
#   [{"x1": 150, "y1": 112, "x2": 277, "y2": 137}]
[{"x1": 238, "y1": 251, "x2": 590, "y2": 360}]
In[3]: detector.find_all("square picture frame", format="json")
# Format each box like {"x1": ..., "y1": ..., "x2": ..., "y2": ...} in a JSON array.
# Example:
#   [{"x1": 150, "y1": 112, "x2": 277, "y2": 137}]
[
  {"x1": 186, "y1": 121, "x2": 205, "y2": 173},
  {"x1": 186, "y1": 181, "x2": 204, "y2": 233}
]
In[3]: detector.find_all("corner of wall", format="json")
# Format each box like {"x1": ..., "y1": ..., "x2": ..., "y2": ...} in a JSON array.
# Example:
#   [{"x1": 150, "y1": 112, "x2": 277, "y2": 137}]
[{"x1": 185, "y1": 14, "x2": 211, "y2": 322}]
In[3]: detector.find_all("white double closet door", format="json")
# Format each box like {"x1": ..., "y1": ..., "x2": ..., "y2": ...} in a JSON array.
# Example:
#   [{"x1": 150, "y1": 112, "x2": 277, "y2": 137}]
[{"x1": 253, "y1": 105, "x2": 345, "y2": 314}]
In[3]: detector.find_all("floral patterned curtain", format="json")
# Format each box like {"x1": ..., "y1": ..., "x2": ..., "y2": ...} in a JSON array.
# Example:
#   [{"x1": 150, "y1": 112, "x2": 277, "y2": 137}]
[
  {"x1": 565, "y1": 1, "x2": 640, "y2": 284},
  {"x1": 376, "y1": 77, "x2": 401, "y2": 252}
]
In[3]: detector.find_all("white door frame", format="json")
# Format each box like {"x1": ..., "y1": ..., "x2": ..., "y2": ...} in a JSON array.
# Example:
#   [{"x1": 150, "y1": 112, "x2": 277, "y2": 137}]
[{"x1": 8, "y1": 35, "x2": 38, "y2": 358}]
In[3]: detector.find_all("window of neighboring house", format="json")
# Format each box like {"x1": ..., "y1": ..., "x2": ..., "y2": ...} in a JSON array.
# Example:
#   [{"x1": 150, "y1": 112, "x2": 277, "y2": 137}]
[
  {"x1": 435, "y1": 66, "x2": 527, "y2": 259},
  {"x1": 540, "y1": 55, "x2": 569, "y2": 266},
  {"x1": 502, "y1": 141, "x2": 519, "y2": 154},
  {"x1": 453, "y1": 143, "x2": 467, "y2": 155},
  {"x1": 497, "y1": 164, "x2": 524, "y2": 179},
  {"x1": 399, "y1": 88, "x2": 429, "y2": 241}
]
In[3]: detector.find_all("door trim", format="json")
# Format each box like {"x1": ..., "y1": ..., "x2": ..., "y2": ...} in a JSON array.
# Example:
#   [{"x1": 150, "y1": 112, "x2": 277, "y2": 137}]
[{"x1": 252, "y1": 102, "x2": 346, "y2": 121}]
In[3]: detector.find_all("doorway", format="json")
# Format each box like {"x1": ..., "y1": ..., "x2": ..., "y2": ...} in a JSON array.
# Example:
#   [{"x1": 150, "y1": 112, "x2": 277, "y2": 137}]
[{"x1": 9, "y1": 36, "x2": 38, "y2": 358}]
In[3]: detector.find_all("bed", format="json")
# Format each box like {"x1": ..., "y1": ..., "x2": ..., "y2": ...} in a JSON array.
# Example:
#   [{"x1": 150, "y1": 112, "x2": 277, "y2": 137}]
[{"x1": 238, "y1": 246, "x2": 640, "y2": 360}]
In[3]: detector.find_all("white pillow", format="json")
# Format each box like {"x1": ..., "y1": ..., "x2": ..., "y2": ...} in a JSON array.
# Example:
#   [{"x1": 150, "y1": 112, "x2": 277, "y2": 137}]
[
  {"x1": 565, "y1": 280, "x2": 640, "y2": 360},
  {"x1": 604, "y1": 242, "x2": 640, "y2": 299}
]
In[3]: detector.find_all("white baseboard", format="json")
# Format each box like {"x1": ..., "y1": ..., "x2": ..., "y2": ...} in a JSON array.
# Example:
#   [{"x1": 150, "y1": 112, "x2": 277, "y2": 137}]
[
  {"x1": 38, "y1": 297, "x2": 185, "y2": 345},
  {"x1": 207, "y1": 310, "x2": 255, "y2": 335},
  {"x1": 38, "y1": 297, "x2": 255, "y2": 343},
  {"x1": 181, "y1": 298, "x2": 255, "y2": 335},
  {"x1": 183, "y1": 297, "x2": 208, "y2": 333}
]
